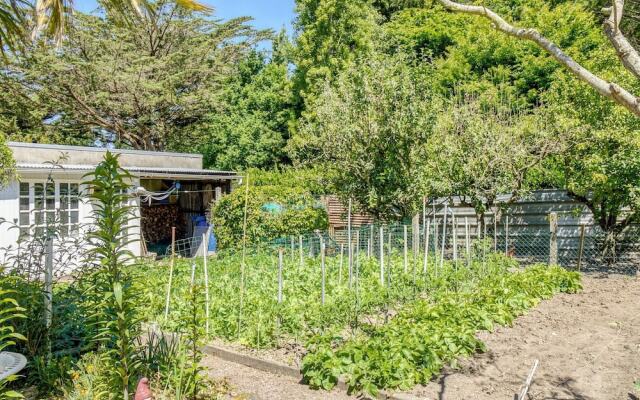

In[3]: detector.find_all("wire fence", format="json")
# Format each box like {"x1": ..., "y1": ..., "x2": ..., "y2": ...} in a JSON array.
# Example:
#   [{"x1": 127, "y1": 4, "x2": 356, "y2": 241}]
[{"x1": 161, "y1": 216, "x2": 640, "y2": 276}]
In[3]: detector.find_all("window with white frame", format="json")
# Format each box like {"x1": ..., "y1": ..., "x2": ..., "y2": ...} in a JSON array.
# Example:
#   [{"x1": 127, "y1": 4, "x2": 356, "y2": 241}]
[{"x1": 18, "y1": 181, "x2": 80, "y2": 238}]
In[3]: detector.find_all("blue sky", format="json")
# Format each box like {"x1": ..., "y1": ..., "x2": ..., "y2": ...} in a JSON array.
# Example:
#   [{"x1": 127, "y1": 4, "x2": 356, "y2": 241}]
[{"x1": 75, "y1": 0, "x2": 297, "y2": 33}]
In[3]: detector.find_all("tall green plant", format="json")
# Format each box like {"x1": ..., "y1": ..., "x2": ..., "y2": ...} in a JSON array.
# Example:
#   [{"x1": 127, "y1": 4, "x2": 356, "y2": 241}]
[
  {"x1": 84, "y1": 152, "x2": 141, "y2": 399},
  {"x1": 0, "y1": 287, "x2": 26, "y2": 399}
]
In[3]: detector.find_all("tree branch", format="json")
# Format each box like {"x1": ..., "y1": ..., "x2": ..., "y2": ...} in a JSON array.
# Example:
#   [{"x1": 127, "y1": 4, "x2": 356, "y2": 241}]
[
  {"x1": 603, "y1": 0, "x2": 640, "y2": 80},
  {"x1": 438, "y1": 0, "x2": 640, "y2": 118}
]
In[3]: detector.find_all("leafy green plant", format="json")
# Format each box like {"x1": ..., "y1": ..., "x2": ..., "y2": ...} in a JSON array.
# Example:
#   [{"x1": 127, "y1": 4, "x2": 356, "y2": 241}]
[
  {"x1": 83, "y1": 152, "x2": 142, "y2": 398},
  {"x1": 301, "y1": 264, "x2": 581, "y2": 396},
  {"x1": 0, "y1": 288, "x2": 27, "y2": 399},
  {"x1": 211, "y1": 169, "x2": 328, "y2": 249}
]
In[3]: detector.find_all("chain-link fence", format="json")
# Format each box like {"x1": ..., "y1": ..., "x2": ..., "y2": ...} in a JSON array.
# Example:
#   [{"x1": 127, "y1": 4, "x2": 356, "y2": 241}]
[{"x1": 160, "y1": 213, "x2": 640, "y2": 276}]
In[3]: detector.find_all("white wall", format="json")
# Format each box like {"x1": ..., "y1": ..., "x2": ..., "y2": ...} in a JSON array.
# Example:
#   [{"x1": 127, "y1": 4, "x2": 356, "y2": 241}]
[
  {"x1": 0, "y1": 181, "x2": 20, "y2": 253},
  {"x1": 0, "y1": 171, "x2": 142, "y2": 269}
]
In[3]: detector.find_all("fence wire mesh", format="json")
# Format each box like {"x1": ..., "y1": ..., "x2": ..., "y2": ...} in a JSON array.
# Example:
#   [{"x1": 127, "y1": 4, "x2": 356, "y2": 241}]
[{"x1": 163, "y1": 216, "x2": 640, "y2": 276}]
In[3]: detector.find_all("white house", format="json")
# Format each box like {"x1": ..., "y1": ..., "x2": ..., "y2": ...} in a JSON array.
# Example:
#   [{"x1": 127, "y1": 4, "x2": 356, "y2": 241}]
[{"x1": 0, "y1": 142, "x2": 240, "y2": 262}]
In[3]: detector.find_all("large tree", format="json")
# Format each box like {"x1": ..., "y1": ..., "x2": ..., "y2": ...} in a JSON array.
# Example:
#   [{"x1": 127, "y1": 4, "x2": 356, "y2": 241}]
[
  {"x1": 296, "y1": 53, "x2": 439, "y2": 218},
  {"x1": 292, "y1": 0, "x2": 380, "y2": 113},
  {"x1": 13, "y1": 4, "x2": 269, "y2": 150},
  {"x1": 419, "y1": 88, "x2": 572, "y2": 228},
  {"x1": 438, "y1": 0, "x2": 640, "y2": 117},
  {"x1": 172, "y1": 31, "x2": 296, "y2": 170},
  {"x1": 0, "y1": 0, "x2": 209, "y2": 54}
]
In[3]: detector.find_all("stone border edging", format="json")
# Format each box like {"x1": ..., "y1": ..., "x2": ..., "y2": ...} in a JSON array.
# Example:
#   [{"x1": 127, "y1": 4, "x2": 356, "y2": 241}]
[{"x1": 202, "y1": 344, "x2": 418, "y2": 400}]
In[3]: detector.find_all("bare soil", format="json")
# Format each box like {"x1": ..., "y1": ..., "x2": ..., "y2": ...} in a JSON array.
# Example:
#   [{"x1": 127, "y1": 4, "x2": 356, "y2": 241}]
[{"x1": 204, "y1": 275, "x2": 640, "y2": 400}]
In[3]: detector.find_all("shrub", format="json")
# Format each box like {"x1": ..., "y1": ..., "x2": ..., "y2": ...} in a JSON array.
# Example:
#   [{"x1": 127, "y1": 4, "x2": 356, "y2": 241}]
[{"x1": 211, "y1": 168, "x2": 328, "y2": 248}]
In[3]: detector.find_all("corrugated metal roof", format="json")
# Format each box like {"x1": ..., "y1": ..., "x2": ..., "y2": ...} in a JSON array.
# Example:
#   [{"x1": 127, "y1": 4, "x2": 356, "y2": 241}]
[
  {"x1": 8, "y1": 141, "x2": 202, "y2": 159},
  {"x1": 16, "y1": 163, "x2": 241, "y2": 179}
]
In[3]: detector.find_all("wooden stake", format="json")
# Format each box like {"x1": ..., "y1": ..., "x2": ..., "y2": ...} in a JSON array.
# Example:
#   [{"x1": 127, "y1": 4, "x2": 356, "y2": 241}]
[
  {"x1": 577, "y1": 224, "x2": 586, "y2": 271},
  {"x1": 164, "y1": 226, "x2": 176, "y2": 321},
  {"x1": 549, "y1": 212, "x2": 558, "y2": 265}
]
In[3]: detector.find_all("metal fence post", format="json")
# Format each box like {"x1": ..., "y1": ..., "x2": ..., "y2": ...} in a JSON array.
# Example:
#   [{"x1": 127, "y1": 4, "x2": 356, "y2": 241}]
[{"x1": 549, "y1": 212, "x2": 558, "y2": 265}]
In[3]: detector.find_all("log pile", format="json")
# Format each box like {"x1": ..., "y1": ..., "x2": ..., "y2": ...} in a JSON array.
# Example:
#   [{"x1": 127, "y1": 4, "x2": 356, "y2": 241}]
[{"x1": 141, "y1": 204, "x2": 185, "y2": 243}]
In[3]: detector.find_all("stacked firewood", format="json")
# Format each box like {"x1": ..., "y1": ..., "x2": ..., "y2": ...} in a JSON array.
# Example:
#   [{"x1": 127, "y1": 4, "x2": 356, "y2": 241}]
[{"x1": 141, "y1": 204, "x2": 184, "y2": 243}]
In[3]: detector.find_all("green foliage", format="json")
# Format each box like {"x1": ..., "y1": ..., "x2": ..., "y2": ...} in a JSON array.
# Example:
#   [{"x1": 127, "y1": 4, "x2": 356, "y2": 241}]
[
  {"x1": 418, "y1": 89, "x2": 572, "y2": 216},
  {"x1": 83, "y1": 152, "x2": 141, "y2": 398},
  {"x1": 294, "y1": 53, "x2": 438, "y2": 218},
  {"x1": 293, "y1": 0, "x2": 380, "y2": 110},
  {"x1": 0, "y1": 287, "x2": 27, "y2": 399},
  {"x1": 211, "y1": 169, "x2": 328, "y2": 249},
  {"x1": 176, "y1": 39, "x2": 296, "y2": 170},
  {"x1": 0, "y1": 133, "x2": 14, "y2": 189},
  {"x1": 301, "y1": 263, "x2": 581, "y2": 395},
  {"x1": 11, "y1": 4, "x2": 270, "y2": 151}
]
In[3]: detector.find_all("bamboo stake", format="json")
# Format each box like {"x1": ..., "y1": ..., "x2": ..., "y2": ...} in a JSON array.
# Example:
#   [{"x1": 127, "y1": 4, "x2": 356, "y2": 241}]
[
  {"x1": 423, "y1": 219, "x2": 431, "y2": 274},
  {"x1": 452, "y1": 215, "x2": 458, "y2": 262},
  {"x1": 387, "y1": 230, "x2": 392, "y2": 288},
  {"x1": 291, "y1": 236, "x2": 295, "y2": 262},
  {"x1": 494, "y1": 212, "x2": 498, "y2": 252},
  {"x1": 517, "y1": 359, "x2": 539, "y2": 400},
  {"x1": 203, "y1": 233, "x2": 210, "y2": 336},
  {"x1": 369, "y1": 224, "x2": 374, "y2": 257},
  {"x1": 299, "y1": 235, "x2": 303, "y2": 269},
  {"x1": 339, "y1": 243, "x2": 344, "y2": 285},
  {"x1": 379, "y1": 226, "x2": 385, "y2": 286},
  {"x1": 347, "y1": 198, "x2": 352, "y2": 287},
  {"x1": 164, "y1": 226, "x2": 176, "y2": 321},
  {"x1": 321, "y1": 241, "x2": 326, "y2": 305},
  {"x1": 433, "y1": 217, "x2": 439, "y2": 268},
  {"x1": 422, "y1": 197, "x2": 427, "y2": 256},
  {"x1": 465, "y1": 217, "x2": 471, "y2": 267},
  {"x1": 403, "y1": 225, "x2": 408, "y2": 273},
  {"x1": 278, "y1": 249, "x2": 284, "y2": 304},
  {"x1": 44, "y1": 237, "x2": 53, "y2": 331},
  {"x1": 238, "y1": 174, "x2": 250, "y2": 338},
  {"x1": 505, "y1": 215, "x2": 510, "y2": 255},
  {"x1": 440, "y1": 205, "x2": 448, "y2": 270}
]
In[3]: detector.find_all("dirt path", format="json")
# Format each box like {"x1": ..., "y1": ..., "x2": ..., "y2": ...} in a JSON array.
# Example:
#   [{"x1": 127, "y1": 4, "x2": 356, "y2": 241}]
[{"x1": 204, "y1": 275, "x2": 640, "y2": 400}]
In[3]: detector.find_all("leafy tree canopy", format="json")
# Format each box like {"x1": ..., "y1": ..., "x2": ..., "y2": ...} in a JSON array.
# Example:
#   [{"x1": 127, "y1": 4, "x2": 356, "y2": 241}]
[{"x1": 10, "y1": 3, "x2": 270, "y2": 151}]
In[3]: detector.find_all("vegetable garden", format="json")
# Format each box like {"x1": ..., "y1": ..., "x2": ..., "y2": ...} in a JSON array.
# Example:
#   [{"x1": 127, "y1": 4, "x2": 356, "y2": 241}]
[{"x1": 138, "y1": 231, "x2": 581, "y2": 396}]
